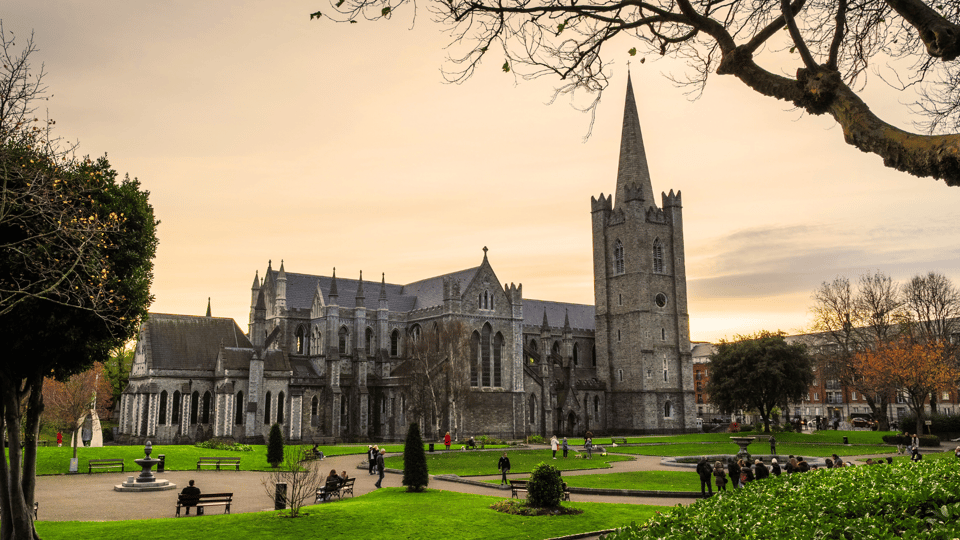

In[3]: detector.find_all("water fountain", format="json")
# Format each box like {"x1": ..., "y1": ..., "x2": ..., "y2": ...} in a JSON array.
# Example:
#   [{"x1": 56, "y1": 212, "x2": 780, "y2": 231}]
[
  {"x1": 730, "y1": 436, "x2": 756, "y2": 460},
  {"x1": 114, "y1": 441, "x2": 177, "y2": 492}
]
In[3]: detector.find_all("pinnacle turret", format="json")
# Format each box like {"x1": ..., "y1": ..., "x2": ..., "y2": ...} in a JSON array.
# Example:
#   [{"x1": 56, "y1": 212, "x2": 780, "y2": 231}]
[
  {"x1": 356, "y1": 270, "x2": 365, "y2": 307},
  {"x1": 329, "y1": 268, "x2": 338, "y2": 300}
]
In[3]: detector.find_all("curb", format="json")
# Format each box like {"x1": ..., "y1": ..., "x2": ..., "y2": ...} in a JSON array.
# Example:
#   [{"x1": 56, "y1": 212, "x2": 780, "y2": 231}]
[{"x1": 431, "y1": 474, "x2": 701, "y2": 498}]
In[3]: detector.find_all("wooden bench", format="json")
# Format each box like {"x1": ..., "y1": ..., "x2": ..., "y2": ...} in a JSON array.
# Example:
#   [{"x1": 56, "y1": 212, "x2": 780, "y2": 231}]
[
  {"x1": 612, "y1": 437, "x2": 627, "y2": 445},
  {"x1": 196, "y1": 457, "x2": 241, "y2": 471},
  {"x1": 175, "y1": 492, "x2": 233, "y2": 517},
  {"x1": 87, "y1": 458, "x2": 124, "y2": 474},
  {"x1": 510, "y1": 479, "x2": 571, "y2": 501},
  {"x1": 315, "y1": 478, "x2": 353, "y2": 503}
]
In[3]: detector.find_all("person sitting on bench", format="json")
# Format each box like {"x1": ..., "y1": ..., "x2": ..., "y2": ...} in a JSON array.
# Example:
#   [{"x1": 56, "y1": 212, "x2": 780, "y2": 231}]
[
  {"x1": 467, "y1": 436, "x2": 477, "y2": 449},
  {"x1": 319, "y1": 470, "x2": 341, "y2": 501},
  {"x1": 311, "y1": 444, "x2": 324, "y2": 460},
  {"x1": 181, "y1": 480, "x2": 202, "y2": 515}
]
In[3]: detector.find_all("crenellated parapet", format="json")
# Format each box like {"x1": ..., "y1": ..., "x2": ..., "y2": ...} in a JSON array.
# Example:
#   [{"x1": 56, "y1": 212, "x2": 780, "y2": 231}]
[
  {"x1": 623, "y1": 182, "x2": 645, "y2": 203},
  {"x1": 662, "y1": 189, "x2": 682, "y2": 208},
  {"x1": 590, "y1": 193, "x2": 613, "y2": 213},
  {"x1": 645, "y1": 205, "x2": 667, "y2": 224}
]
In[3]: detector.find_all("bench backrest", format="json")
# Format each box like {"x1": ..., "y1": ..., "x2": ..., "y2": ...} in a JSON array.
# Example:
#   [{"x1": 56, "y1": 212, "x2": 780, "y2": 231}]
[
  {"x1": 510, "y1": 480, "x2": 527, "y2": 487},
  {"x1": 90, "y1": 459, "x2": 123, "y2": 463}
]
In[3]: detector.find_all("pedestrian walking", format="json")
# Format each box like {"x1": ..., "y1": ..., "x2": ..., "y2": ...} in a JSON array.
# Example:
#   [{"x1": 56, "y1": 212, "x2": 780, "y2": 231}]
[
  {"x1": 769, "y1": 435, "x2": 776, "y2": 455},
  {"x1": 374, "y1": 449, "x2": 386, "y2": 488},
  {"x1": 498, "y1": 452, "x2": 511, "y2": 485},
  {"x1": 368, "y1": 445, "x2": 377, "y2": 475},
  {"x1": 584, "y1": 436, "x2": 593, "y2": 459}
]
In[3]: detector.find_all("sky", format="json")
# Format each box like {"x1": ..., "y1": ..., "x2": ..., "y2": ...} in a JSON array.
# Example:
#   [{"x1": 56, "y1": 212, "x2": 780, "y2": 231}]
[{"x1": 6, "y1": 1, "x2": 960, "y2": 343}]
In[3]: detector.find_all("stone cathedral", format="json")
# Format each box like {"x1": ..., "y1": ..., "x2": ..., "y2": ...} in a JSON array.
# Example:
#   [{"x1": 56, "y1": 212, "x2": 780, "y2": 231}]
[{"x1": 118, "y1": 76, "x2": 697, "y2": 444}]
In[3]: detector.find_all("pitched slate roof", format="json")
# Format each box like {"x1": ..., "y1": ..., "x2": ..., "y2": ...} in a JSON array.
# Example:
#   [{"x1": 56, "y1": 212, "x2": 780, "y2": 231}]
[
  {"x1": 144, "y1": 314, "x2": 253, "y2": 371},
  {"x1": 523, "y1": 300, "x2": 595, "y2": 331},
  {"x1": 269, "y1": 266, "x2": 481, "y2": 314}
]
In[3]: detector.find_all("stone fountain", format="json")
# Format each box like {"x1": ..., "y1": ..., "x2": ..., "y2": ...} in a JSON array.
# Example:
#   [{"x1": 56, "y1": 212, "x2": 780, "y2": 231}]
[
  {"x1": 730, "y1": 436, "x2": 755, "y2": 460},
  {"x1": 114, "y1": 441, "x2": 177, "y2": 492}
]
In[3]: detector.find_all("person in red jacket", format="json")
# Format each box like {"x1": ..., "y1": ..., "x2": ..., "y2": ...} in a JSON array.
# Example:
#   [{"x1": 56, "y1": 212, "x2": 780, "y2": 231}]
[{"x1": 444, "y1": 431, "x2": 451, "y2": 450}]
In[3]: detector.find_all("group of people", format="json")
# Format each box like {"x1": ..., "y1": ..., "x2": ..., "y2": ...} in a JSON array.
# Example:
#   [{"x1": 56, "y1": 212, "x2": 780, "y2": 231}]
[
  {"x1": 317, "y1": 469, "x2": 351, "y2": 501},
  {"x1": 367, "y1": 445, "x2": 386, "y2": 488},
  {"x1": 548, "y1": 435, "x2": 572, "y2": 459},
  {"x1": 696, "y1": 453, "x2": 898, "y2": 496}
]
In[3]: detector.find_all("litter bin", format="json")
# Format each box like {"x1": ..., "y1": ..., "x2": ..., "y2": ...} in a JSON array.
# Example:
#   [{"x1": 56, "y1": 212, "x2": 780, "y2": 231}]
[
  {"x1": 842, "y1": 436, "x2": 849, "y2": 445},
  {"x1": 158, "y1": 455, "x2": 165, "y2": 473},
  {"x1": 428, "y1": 443, "x2": 435, "y2": 452},
  {"x1": 275, "y1": 483, "x2": 287, "y2": 510}
]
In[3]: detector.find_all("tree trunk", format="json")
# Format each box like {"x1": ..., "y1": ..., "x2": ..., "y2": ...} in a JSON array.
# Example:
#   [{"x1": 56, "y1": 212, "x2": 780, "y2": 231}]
[{"x1": 0, "y1": 375, "x2": 39, "y2": 540}]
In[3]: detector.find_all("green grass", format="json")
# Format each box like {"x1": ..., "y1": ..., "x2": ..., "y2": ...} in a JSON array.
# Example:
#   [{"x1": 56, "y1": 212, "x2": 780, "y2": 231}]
[
  {"x1": 494, "y1": 471, "x2": 701, "y2": 492},
  {"x1": 34, "y1": 488, "x2": 664, "y2": 540},
  {"x1": 603, "y1": 442, "x2": 895, "y2": 458},
  {"x1": 385, "y1": 449, "x2": 634, "y2": 476}
]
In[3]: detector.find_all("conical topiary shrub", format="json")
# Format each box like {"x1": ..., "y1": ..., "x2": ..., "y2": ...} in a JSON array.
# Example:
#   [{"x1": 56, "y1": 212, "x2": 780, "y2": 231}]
[
  {"x1": 402, "y1": 422, "x2": 429, "y2": 491},
  {"x1": 267, "y1": 422, "x2": 285, "y2": 467}
]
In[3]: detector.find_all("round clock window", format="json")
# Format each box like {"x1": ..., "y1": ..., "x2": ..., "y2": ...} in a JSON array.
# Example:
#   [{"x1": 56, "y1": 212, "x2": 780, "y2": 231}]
[{"x1": 655, "y1": 293, "x2": 667, "y2": 308}]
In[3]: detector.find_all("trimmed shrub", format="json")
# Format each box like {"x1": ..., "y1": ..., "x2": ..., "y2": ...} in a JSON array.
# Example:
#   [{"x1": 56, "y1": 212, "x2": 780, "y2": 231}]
[
  {"x1": 881, "y1": 434, "x2": 940, "y2": 447},
  {"x1": 267, "y1": 423, "x2": 284, "y2": 466},
  {"x1": 527, "y1": 462, "x2": 564, "y2": 508},
  {"x1": 526, "y1": 435, "x2": 545, "y2": 444},
  {"x1": 402, "y1": 423, "x2": 429, "y2": 491}
]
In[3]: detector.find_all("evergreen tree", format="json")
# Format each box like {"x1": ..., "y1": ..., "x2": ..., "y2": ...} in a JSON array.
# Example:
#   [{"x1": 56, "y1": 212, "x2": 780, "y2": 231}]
[
  {"x1": 528, "y1": 462, "x2": 564, "y2": 508},
  {"x1": 267, "y1": 423, "x2": 285, "y2": 467},
  {"x1": 402, "y1": 422, "x2": 429, "y2": 491}
]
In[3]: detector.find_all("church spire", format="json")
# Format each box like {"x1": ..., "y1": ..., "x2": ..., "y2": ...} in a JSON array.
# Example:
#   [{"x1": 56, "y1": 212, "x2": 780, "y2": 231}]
[
  {"x1": 329, "y1": 267, "x2": 338, "y2": 301},
  {"x1": 379, "y1": 272, "x2": 387, "y2": 301},
  {"x1": 206, "y1": 297, "x2": 212, "y2": 317},
  {"x1": 615, "y1": 72, "x2": 655, "y2": 209},
  {"x1": 356, "y1": 270, "x2": 365, "y2": 307}
]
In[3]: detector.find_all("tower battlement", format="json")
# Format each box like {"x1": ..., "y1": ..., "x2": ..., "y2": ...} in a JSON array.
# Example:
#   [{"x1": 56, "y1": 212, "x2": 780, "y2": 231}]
[{"x1": 591, "y1": 194, "x2": 613, "y2": 213}]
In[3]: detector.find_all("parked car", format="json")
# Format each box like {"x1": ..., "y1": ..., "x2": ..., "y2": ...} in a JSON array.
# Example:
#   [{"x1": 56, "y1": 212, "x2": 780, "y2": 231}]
[{"x1": 851, "y1": 417, "x2": 875, "y2": 428}]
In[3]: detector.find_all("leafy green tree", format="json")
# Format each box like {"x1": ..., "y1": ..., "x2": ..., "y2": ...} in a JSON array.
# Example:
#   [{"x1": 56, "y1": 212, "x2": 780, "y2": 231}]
[
  {"x1": 314, "y1": 0, "x2": 960, "y2": 185},
  {"x1": 0, "y1": 28, "x2": 157, "y2": 540},
  {"x1": 706, "y1": 331, "x2": 814, "y2": 433},
  {"x1": 402, "y1": 422, "x2": 429, "y2": 491},
  {"x1": 267, "y1": 423, "x2": 285, "y2": 467},
  {"x1": 528, "y1": 462, "x2": 564, "y2": 508},
  {"x1": 103, "y1": 343, "x2": 135, "y2": 412}
]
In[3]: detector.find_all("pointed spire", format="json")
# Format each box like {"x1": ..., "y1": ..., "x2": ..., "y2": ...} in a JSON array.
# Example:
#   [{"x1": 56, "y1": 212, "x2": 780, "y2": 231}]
[
  {"x1": 255, "y1": 287, "x2": 266, "y2": 312},
  {"x1": 329, "y1": 267, "x2": 338, "y2": 299},
  {"x1": 541, "y1": 307, "x2": 549, "y2": 330},
  {"x1": 356, "y1": 270, "x2": 365, "y2": 307},
  {"x1": 206, "y1": 297, "x2": 212, "y2": 317},
  {"x1": 482, "y1": 246, "x2": 489, "y2": 263},
  {"x1": 615, "y1": 72, "x2": 655, "y2": 209},
  {"x1": 251, "y1": 270, "x2": 260, "y2": 290},
  {"x1": 277, "y1": 259, "x2": 286, "y2": 279},
  {"x1": 563, "y1": 308, "x2": 571, "y2": 330},
  {"x1": 379, "y1": 272, "x2": 387, "y2": 301}
]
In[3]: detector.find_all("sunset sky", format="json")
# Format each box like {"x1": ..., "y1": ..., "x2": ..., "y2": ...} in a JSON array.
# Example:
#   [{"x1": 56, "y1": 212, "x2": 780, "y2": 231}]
[{"x1": 8, "y1": 1, "x2": 960, "y2": 343}]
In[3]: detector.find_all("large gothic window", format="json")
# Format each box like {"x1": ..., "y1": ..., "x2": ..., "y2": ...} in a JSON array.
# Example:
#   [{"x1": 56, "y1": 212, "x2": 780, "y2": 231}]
[
  {"x1": 201, "y1": 391, "x2": 211, "y2": 424},
  {"x1": 573, "y1": 343, "x2": 580, "y2": 366},
  {"x1": 613, "y1": 239, "x2": 625, "y2": 275},
  {"x1": 481, "y1": 324, "x2": 492, "y2": 387},
  {"x1": 295, "y1": 325, "x2": 306, "y2": 354},
  {"x1": 493, "y1": 332, "x2": 503, "y2": 387},
  {"x1": 366, "y1": 327, "x2": 375, "y2": 353},
  {"x1": 312, "y1": 325, "x2": 322, "y2": 355},
  {"x1": 653, "y1": 238, "x2": 664, "y2": 274},
  {"x1": 470, "y1": 331, "x2": 480, "y2": 387},
  {"x1": 264, "y1": 391, "x2": 272, "y2": 424},
  {"x1": 158, "y1": 391, "x2": 168, "y2": 425},
  {"x1": 277, "y1": 391, "x2": 285, "y2": 424},
  {"x1": 529, "y1": 339, "x2": 538, "y2": 352},
  {"x1": 235, "y1": 391, "x2": 244, "y2": 425},
  {"x1": 338, "y1": 327, "x2": 349, "y2": 354},
  {"x1": 390, "y1": 329, "x2": 400, "y2": 356},
  {"x1": 529, "y1": 394, "x2": 537, "y2": 424},
  {"x1": 172, "y1": 391, "x2": 182, "y2": 423},
  {"x1": 190, "y1": 391, "x2": 199, "y2": 425}
]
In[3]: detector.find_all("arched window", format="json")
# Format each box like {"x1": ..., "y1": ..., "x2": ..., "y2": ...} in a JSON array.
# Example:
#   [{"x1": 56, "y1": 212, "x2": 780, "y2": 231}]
[
  {"x1": 158, "y1": 391, "x2": 168, "y2": 425},
  {"x1": 613, "y1": 239, "x2": 625, "y2": 275},
  {"x1": 338, "y1": 327, "x2": 348, "y2": 354},
  {"x1": 493, "y1": 332, "x2": 503, "y2": 387},
  {"x1": 235, "y1": 391, "x2": 245, "y2": 425},
  {"x1": 366, "y1": 327, "x2": 375, "y2": 352},
  {"x1": 664, "y1": 401, "x2": 673, "y2": 418},
  {"x1": 529, "y1": 339, "x2": 538, "y2": 352},
  {"x1": 663, "y1": 355, "x2": 669, "y2": 382},
  {"x1": 264, "y1": 391, "x2": 272, "y2": 424},
  {"x1": 311, "y1": 395, "x2": 319, "y2": 417},
  {"x1": 573, "y1": 343, "x2": 580, "y2": 366},
  {"x1": 529, "y1": 394, "x2": 537, "y2": 425},
  {"x1": 481, "y1": 324, "x2": 492, "y2": 386},
  {"x1": 201, "y1": 391, "x2": 211, "y2": 424},
  {"x1": 594, "y1": 395, "x2": 600, "y2": 416},
  {"x1": 411, "y1": 324, "x2": 421, "y2": 341},
  {"x1": 277, "y1": 391, "x2": 285, "y2": 424},
  {"x1": 295, "y1": 325, "x2": 306, "y2": 354},
  {"x1": 653, "y1": 238, "x2": 664, "y2": 274},
  {"x1": 552, "y1": 341, "x2": 561, "y2": 357},
  {"x1": 470, "y1": 331, "x2": 480, "y2": 387},
  {"x1": 190, "y1": 391, "x2": 199, "y2": 425},
  {"x1": 172, "y1": 391, "x2": 182, "y2": 423},
  {"x1": 390, "y1": 329, "x2": 400, "y2": 356},
  {"x1": 312, "y1": 325, "x2": 322, "y2": 354}
]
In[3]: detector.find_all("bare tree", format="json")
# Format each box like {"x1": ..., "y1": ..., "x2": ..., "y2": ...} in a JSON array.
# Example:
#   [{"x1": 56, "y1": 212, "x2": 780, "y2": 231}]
[
  {"x1": 902, "y1": 272, "x2": 960, "y2": 344},
  {"x1": 810, "y1": 271, "x2": 903, "y2": 429},
  {"x1": 403, "y1": 319, "x2": 471, "y2": 441},
  {"x1": 41, "y1": 363, "x2": 111, "y2": 460},
  {"x1": 314, "y1": 0, "x2": 960, "y2": 185},
  {"x1": 261, "y1": 446, "x2": 327, "y2": 518}
]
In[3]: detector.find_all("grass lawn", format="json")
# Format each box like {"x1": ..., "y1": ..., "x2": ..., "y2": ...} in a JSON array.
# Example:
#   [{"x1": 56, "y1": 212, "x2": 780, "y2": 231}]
[
  {"x1": 603, "y1": 442, "x2": 895, "y2": 458},
  {"x1": 34, "y1": 488, "x2": 664, "y2": 540},
  {"x1": 385, "y1": 449, "x2": 634, "y2": 476},
  {"x1": 490, "y1": 470, "x2": 701, "y2": 492}
]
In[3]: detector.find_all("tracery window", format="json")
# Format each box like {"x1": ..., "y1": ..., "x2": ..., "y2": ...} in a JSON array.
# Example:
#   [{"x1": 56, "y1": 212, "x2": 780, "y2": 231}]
[
  {"x1": 613, "y1": 240, "x2": 624, "y2": 275},
  {"x1": 653, "y1": 238, "x2": 664, "y2": 274}
]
